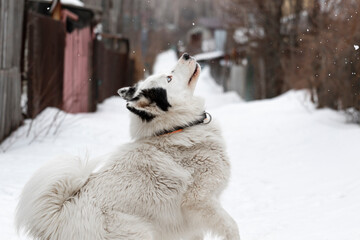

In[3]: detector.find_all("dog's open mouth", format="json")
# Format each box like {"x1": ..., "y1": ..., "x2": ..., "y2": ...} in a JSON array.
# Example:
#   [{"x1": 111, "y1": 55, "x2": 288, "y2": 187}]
[{"x1": 188, "y1": 64, "x2": 199, "y2": 85}]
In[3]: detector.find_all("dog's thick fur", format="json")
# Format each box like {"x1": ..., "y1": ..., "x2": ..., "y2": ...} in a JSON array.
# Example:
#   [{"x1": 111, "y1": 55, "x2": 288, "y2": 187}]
[{"x1": 16, "y1": 54, "x2": 240, "y2": 240}]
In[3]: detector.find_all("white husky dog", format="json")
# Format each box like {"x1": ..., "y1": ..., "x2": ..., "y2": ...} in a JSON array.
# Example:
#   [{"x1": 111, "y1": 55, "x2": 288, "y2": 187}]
[{"x1": 16, "y1": 53, "x2": 240, "y2": 240}]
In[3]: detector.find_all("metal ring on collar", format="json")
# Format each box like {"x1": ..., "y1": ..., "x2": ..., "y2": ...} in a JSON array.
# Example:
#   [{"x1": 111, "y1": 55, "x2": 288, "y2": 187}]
[{"x1": 204, "y1": 112, "x2": 212, "y2": 124}]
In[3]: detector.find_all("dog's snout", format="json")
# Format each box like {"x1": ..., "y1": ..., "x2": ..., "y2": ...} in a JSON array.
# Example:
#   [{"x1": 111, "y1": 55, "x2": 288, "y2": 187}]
[{"x1": 182, "y1": 53, "x2": 190, "y2": 60}]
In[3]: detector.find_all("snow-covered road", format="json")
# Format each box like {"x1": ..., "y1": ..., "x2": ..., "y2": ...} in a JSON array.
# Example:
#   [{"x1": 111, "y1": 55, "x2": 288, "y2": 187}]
[{"x1": 1, "y1": 50, "x2": 360, "y2": 240}]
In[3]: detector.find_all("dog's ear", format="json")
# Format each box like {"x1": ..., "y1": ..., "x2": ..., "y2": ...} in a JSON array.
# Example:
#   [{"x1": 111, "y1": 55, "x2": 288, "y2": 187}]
[{"x1": 118, "y1": 85, "x2": 137, "y2": 101}]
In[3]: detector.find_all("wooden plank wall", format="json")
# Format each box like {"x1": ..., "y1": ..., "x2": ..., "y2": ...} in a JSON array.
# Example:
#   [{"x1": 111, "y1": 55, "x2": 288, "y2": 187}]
[
  {"x1": 0, "y1": 0, "x2": 24, "y2": 142},
  {"x1": 62, "y1": 26, "x2": 93, "y2": 113}
]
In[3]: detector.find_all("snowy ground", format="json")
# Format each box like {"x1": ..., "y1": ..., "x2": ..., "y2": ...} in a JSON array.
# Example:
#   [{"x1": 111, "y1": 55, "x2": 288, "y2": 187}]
[{"x1": 1, "y1": 50, "x2": 360, "y2": 240}]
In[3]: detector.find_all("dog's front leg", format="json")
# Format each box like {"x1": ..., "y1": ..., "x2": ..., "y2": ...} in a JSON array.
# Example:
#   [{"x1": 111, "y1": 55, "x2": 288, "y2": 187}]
[
  {"x1": 188, "y1": 200, "x2": 240, "y2": 240},
  {"x1": 210, "y1": 203, "x2": 240, "y2": 240}
]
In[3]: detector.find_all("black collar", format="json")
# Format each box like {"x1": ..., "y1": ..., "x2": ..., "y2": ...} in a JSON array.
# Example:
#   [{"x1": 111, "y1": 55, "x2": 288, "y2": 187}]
[{"x1": 155, "y1": 112, "x2": 211, "y2": 136}]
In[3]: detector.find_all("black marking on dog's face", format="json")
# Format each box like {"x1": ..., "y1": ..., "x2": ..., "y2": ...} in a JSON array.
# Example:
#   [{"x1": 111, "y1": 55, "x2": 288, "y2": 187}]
[
  {"x1": 140, "y1": 88, "x2": 171, "y2": 111},
  {"x1": 127, "y1": 86, "x2": 136, "y2": 97},
  {"x1": 126, "y1": 104, "x2": 155, "y2": 122}
]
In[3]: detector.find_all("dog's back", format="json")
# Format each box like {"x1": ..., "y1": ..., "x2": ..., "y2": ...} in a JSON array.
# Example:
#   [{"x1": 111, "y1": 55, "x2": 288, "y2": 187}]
[
  {"x1": 15, "y1": 156, "x2": 107, "y2": 239},
  {"x1": 15, "y1": 143, "x2": 192, "y2": 240}
]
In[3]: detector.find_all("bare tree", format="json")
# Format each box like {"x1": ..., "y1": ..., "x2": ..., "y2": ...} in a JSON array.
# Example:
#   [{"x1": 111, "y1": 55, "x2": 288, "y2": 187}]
[
  {"x1": 226, "y1": 0, "x2": 360, "y2": 122},
  {"x1": 225, "y1": 0, "x2": 285, "y2": 99}
]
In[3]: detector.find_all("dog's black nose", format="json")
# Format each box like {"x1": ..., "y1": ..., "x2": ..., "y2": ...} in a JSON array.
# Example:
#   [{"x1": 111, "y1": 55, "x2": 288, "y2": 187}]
[{"x1": 183, "y1": 53, "x2": 190, "y2": 60}]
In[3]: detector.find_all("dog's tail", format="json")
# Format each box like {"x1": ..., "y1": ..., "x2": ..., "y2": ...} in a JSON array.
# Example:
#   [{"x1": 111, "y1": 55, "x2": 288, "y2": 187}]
[{"x1": 15, "y1": 155, "x2": 99, "y2": 239}]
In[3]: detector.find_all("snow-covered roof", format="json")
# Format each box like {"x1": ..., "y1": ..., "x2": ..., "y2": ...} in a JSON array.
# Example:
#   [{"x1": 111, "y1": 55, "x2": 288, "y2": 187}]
[{"x1": 41, "y1": 0, "x2": 84, "y2": 7}]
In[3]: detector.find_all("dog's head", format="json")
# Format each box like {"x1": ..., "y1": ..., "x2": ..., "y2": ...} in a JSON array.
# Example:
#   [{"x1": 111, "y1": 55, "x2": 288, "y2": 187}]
[{"x1": 118, "y1": 53, "x2": 205, "y2": 138}]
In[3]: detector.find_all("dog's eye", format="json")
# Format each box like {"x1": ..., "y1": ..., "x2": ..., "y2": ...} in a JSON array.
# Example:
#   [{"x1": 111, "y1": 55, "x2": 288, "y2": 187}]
[{"x1": 167, "y1": 76, "x2": 172, "y2": 83}]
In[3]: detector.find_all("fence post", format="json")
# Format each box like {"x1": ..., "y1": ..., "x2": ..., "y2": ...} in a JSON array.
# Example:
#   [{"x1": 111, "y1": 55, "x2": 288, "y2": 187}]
[{"x1": 0, "y1": 0, "x2": 24, "y2": 143}]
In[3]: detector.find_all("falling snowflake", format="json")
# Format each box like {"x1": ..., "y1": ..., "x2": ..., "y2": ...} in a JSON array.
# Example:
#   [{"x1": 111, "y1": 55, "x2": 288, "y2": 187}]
[{"x1": 354, "y1": 45, "x2": 359, "y2": 50}]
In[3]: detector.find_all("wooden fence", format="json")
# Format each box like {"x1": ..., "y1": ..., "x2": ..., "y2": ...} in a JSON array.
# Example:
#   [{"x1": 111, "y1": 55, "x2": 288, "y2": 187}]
[
  {"x1": 26, "y1": 11, "x2": 66, "y2": 118},
  {"x1": 61, "y1": 7, "x2": 96, "y2": 113},
  {"x1": 94, "y1": 34, "x2": 132, "y2": 102},
  {"x1": 0, "y1": 0, "x2": 24, "y2": 142},
  {"x1": 1, "y1": 2, "x2": 135, "y2": 143}
]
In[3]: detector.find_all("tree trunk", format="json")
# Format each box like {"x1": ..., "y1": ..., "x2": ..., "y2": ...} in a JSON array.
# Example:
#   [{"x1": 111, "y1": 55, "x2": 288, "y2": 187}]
[{"x1": 261, "y1": 0, "x2": 284, "y2": 98}]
